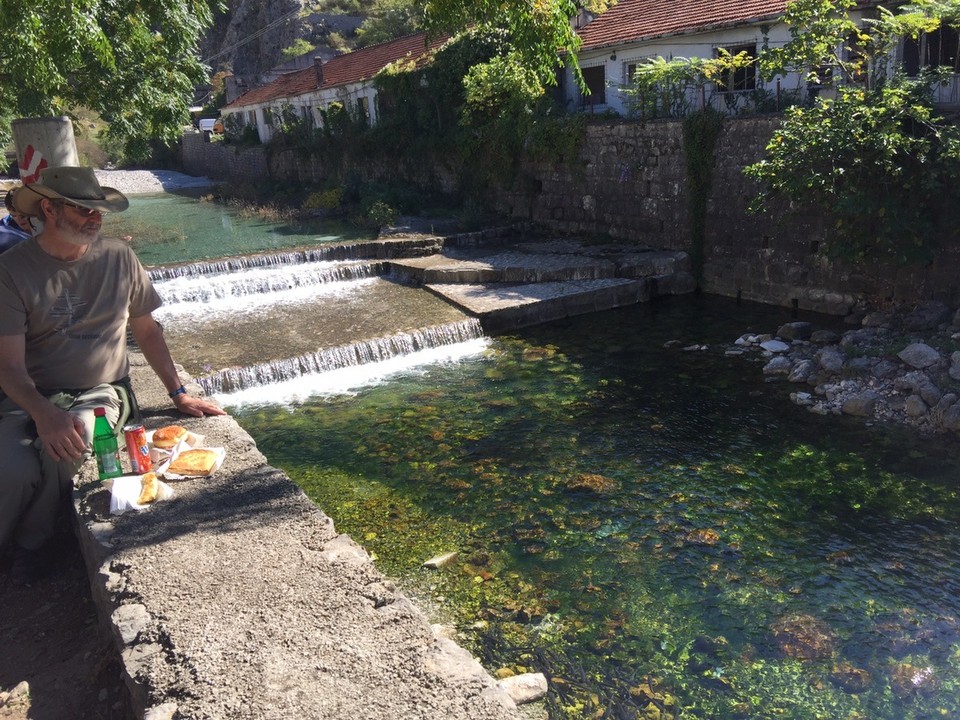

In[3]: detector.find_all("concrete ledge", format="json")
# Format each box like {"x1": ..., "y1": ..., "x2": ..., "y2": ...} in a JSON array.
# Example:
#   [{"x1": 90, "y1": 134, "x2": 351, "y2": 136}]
[
  {"x1": 428, "y1": 279, "x2": 652, "y2": 333},
  {"x1": 72, "y1": 356, "x2": 519, "y2": 720}
]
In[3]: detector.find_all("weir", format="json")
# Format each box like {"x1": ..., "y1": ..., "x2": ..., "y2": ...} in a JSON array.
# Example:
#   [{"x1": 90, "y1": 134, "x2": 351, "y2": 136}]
[
  {"x1": 199, "y1": 318, "x2": 485, "y2": 394},
  {"x1": 146, "y1": 236, "x2": 443, "y2": 281},
  {"x1": 151, "y1": 256, "x2": 485, "y2": 394},
  {"x1": 152, "y1": 260, "x2": 385, "y2": 305}
]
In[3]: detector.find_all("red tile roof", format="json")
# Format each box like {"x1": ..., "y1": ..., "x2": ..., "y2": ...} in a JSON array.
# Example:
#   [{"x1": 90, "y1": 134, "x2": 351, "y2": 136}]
[
  {"x1": 224, "y1": 32, "x2": 450, "y2": 109},
  {"x1": 577, "y1": 0, "x2": 788, "y2": 51}
]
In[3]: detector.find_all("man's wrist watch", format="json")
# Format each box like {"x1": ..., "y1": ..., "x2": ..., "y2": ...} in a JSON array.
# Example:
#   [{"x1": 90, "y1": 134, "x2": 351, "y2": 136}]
[{"x1": 169, "y1": 385, "x2": 188, "y2": 399}]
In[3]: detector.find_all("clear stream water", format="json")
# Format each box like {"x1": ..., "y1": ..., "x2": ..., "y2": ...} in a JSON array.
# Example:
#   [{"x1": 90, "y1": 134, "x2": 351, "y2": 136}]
[
  {"x1": 101, "y1": 192, "x2": 369, "y2": 266},
  {"x1": 119, "y1": 195, "x2": 960, "y2": 719}
]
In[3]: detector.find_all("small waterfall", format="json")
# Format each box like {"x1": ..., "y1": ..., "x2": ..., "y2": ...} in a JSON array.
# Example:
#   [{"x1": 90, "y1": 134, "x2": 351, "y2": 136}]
[
  {"x1": 199, "y1": 318, "x2": 485, "y2": 394},
  {"x1": 147, "y1": 238, "x2": 440, "y2": 282},
  {"x1": 154, "y1": 261, "x2": 385, "y2": 305}
]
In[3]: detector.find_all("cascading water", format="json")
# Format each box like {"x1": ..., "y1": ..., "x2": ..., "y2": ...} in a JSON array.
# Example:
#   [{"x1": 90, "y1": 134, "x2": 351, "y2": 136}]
[
  {"x1": 151, "y1": 260, "x2": 385, "y2": 304},
  {"x1": 201, "y1": 319, "x2": 486, "y2": 395},
  {"x1": 150, "y1": 254, "x2": 488, "y2": 397}
]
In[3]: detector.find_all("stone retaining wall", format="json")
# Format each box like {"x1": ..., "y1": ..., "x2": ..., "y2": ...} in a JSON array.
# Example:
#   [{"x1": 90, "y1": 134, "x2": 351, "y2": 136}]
[{"x1": 180, "y1": 117, "x2": 960, "y2": 313}]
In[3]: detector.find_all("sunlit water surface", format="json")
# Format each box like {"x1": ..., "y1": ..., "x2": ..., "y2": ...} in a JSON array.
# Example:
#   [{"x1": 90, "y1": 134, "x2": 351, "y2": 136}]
[
  {"x1": 118, "y1": 192, "x2": 960, "y2": 718},
  {"x1": 231, "y1": 295, "x2": 960, "y2": 720},
  {"x1": 101, "y1": 192, "x2": 370, "y2": 266}
]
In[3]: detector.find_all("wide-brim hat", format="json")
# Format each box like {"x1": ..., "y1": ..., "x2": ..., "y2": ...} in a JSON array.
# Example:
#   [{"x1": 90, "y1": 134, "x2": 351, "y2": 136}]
[{"x1": 11, "y1": 166, "x2": 128, "y2": 216}]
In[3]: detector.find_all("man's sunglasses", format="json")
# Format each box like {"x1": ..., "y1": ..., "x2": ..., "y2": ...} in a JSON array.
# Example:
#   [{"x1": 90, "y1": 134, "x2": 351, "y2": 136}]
[{"x1": 57, "y1": 200, "x2": 101, "y2": 217}]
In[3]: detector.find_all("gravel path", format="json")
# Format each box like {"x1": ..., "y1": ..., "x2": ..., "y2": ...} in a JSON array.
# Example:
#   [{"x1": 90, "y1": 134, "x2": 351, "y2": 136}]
[{"x1": 94, "y1": 169, "x2": 213, "y2": 195}]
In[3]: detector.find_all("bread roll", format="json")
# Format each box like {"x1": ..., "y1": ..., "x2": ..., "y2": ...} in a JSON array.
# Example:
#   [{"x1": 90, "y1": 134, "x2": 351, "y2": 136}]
[
  {"x1": 138, "y1": 472, "x2": 159, "y2": 505},
  {"x1": 153, "y1": 424, "x2": 188, "y2": 449},
  {"x1": 168, "y1": 448, "x2": 219, "y2": 476}
]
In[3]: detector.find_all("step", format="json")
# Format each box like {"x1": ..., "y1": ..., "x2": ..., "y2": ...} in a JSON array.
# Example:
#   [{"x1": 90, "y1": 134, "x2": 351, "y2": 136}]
[
  {"x1": 389, "y1": 242, "x2": 691, "y2": 286},
  {"x1": 427, "y1": 278, "x2": 652, "y2": 332}
]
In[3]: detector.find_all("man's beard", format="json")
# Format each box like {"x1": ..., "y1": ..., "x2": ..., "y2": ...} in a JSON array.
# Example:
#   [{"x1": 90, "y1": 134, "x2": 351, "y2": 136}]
[{"x1": 54, "y1": 209, "x2": 100, "y2": 246}]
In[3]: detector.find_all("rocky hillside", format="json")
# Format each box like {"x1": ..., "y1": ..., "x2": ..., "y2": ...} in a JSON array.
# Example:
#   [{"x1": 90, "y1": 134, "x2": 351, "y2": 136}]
[{"x1": 201, "y1": 0, "x2": 373, "y2": 78}]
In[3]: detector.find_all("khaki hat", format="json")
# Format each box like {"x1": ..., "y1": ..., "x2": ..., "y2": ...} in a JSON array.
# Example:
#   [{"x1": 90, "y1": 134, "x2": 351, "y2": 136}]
[{"x1": 12, "y1": 166, "x2": 128, "y2": 216}]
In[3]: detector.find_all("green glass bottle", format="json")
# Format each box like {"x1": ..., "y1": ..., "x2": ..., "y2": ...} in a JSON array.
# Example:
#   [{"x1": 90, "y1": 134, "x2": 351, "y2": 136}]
[{"x1": 92, "y1": 407, "x2": 123, "y2": 480}]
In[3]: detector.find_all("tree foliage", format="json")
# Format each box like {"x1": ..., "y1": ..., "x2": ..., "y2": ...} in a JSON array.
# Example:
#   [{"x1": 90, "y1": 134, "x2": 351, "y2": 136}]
[
  {"x1": 280, "y1": 38, "x2": 317, "y2": 62},
  {"x1": 622, "y1": 52, "x2": 761, "y2": 118},
  {"x1": 421, "y1": 0, "x2": 584, "y2": 105},
  {"x1": 356, "y1": 0, "x2": 423, "y2": 47},
  {"x1": 746, "y1": 0, "x2": 960, "y2": 262},
  {"x1": 0, "y1": 0, "x2": 221, "y2": 163}
]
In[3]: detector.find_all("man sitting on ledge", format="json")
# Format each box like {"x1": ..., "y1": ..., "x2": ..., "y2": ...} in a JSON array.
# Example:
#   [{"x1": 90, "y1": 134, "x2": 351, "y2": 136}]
[{"x1": 0, "y1": 166, "x2": 225, "y2": 584}]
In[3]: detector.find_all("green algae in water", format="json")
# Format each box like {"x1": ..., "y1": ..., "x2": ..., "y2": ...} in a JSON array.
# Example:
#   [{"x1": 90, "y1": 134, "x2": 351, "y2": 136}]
[
  {"x1": 100, "y1": 193, "x2": 371, "y2": 266},
  {"x1": 232, "y1": 296, "x2": 960, "y2": 720}
]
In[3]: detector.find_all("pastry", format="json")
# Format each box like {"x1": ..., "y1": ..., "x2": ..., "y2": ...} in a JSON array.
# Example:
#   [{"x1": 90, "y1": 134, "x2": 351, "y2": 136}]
[
  {"x1": 168, "y1": 448, "x2": 219, "y2": 476},
  {"x1": 137, "y1": 472, "x2": 159, "y2": 504},
  {"x1": 153, "y1": 424, "x2": 188, "y2": 449}
]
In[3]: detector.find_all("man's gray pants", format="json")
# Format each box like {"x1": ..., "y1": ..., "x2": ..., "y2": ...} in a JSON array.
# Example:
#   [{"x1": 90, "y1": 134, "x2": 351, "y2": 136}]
[{"x1": 0, "y1": 384, "x2": 121, "y2": 551}]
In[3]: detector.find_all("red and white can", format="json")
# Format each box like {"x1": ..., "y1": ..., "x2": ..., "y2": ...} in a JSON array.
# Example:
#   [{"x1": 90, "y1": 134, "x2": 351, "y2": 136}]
[{"x1": 123, "y1": 423, "x2": 153, "y2": 474}]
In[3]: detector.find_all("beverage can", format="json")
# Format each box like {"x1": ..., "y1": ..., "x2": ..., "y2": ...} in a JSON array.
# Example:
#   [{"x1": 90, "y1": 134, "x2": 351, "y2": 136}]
[{"x1": 123, "y1": 423, "x2": 153, "y2": 474}]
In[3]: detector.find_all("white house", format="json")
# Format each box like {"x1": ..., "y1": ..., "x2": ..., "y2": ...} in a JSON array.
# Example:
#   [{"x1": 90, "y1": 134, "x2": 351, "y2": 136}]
[
  {"x1": 221, "y1": 32, "x2": 449, "y2": 142},
  {"x1": 566, "y1": 0, "x2": 959, "y2": 116}
]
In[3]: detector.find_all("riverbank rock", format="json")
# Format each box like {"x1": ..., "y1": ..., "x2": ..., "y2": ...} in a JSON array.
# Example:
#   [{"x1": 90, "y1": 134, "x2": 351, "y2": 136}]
[
  {"x1": 730, "y1": 300, "x2": 960, "y2": 438},
  {"x1": 898, "y1": 343, "x2": 941, "y2": 369},
  {"x1": 496, "y1": 673, "x2": 548, "y2": 705}
]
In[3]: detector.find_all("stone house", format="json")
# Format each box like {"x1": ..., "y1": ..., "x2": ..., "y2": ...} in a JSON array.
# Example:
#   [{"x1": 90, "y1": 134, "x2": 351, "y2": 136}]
[
  {"x1": 221, "y1": 32, "x2": 449, "y2": 143},
  {"x1": 565, "y1": 0, "x2": 960, "y2": 116}
]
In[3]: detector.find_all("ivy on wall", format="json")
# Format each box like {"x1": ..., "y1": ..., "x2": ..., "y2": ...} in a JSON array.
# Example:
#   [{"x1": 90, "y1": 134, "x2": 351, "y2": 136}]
[{"x1": 682, "y1": 109, "x2": 725, "y2": 286}]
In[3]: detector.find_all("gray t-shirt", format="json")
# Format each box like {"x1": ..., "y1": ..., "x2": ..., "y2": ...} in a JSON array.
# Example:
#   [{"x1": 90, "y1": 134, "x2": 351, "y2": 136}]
[{"x1": 0, "y1": 236, "x2": 162, "y2": 390}]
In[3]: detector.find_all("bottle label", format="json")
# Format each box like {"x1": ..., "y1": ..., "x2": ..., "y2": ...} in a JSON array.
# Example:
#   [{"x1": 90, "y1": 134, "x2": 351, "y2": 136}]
[{"x1": 102, "y1": 453, "x2": 120, "y2": 474}]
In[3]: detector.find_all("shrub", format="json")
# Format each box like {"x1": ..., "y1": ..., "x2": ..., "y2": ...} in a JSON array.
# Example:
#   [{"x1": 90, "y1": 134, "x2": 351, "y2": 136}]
[
  {"x1": 366, "y1": 200, "x2": 396, "y2": 229},
  {"x1": 304, "y1": 188, "x2": 344, "y2": 211}
]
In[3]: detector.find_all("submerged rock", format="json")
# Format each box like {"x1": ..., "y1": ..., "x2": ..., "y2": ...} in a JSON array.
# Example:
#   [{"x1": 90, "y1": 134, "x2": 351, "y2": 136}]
[
  {"x1": 685, "y1": 528, "x2": 720, "y2": 545},
  {"x1": 497, "y1": 673, "x2": 548, "y2": 705},
  {"x1": 842, "y1": 391, "x2": 880, "y2": 417},
  {"x1": 889, "y1": 663, "x2": 940, "y2": 698},
  {"x1": 771, "y1": 614, "x2": 837, "y2": 660},
  {"x1": 829, "y1": 662, "x2": 872, "y2": 693},
  {"x1": 565, "y1": 473, "x2": 616, "y2": 494},
  {"x1": 777, "y1": 321, "x2": 813, "y2": 341}
]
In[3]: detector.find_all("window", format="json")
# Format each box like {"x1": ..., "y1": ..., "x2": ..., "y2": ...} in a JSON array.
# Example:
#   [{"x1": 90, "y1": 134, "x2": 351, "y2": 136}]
[
  {"x1": 624, "y1": 62, "x2": 638, "y2": 87},
  {"x1": 580, "y1": 65, "x2": 606, "y2": 107},
  {"x1": 716, "y1": 43, "x2": 757, "y2": 92},
  {"x1": 246, "y1": 110, "x2": 256, "y2": 126},
  {"x1": 300, "y1": 105, "x2": 314, "y2": 128},
  {"x1": 262, "y1": 107, "x2": 273, "y2": 125},
  {"x1": 903, "y1": 25, "x2": 960, "y2": 75}
]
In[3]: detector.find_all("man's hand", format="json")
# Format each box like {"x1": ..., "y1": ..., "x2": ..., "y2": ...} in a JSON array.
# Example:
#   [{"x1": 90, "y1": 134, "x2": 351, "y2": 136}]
[
  {"x1": 34, "y1": 404, "x2": 87, "y2": 462},
  {"x1": 129, "y1": 314, "x2": 228, "y2": 419},
  {"x1": 173, "y1": 392, "x2": 226, "y2": 418}
]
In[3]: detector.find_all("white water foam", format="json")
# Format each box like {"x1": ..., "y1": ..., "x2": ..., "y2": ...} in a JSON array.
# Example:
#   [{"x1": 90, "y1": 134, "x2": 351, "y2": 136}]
[
  {"x1": 153, "y1": 274, "x2": 378, "y2": 318},
  {"x1": 215, "y1": 337, "x2": 490, "y2": 407}
]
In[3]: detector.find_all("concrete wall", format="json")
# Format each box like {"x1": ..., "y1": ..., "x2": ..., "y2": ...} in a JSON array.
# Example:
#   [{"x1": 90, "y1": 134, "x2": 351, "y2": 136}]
[{"x1": 180, "y1": 117, "x2": 960, "y2": 314}]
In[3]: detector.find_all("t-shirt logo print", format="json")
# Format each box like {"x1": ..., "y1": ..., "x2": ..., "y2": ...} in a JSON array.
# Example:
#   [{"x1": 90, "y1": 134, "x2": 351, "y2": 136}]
[{"x1": 50, "y1": 291, "x2": 96, "y2": 339}]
